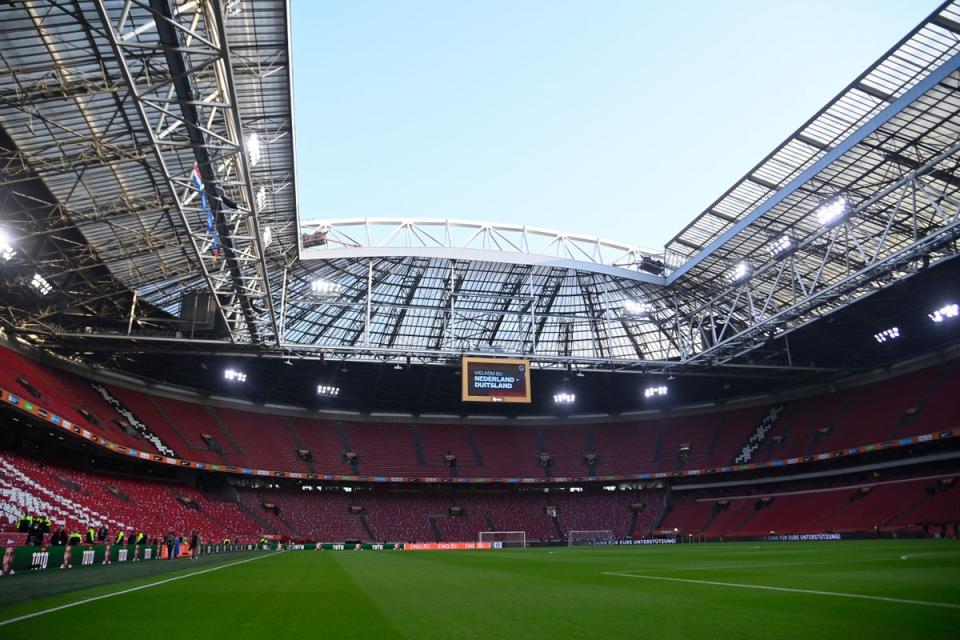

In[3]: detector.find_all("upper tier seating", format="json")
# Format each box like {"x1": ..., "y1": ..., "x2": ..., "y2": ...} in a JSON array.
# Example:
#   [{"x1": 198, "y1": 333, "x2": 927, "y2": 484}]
[{"x1": 2, "y1": 345, "x2": 957, "y2": 479}]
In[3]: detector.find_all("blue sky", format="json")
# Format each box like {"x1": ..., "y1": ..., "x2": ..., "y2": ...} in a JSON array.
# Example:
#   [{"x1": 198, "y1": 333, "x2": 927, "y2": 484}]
[{"x1": 291, "y1": 0, "x2": 941, "y2": 250}]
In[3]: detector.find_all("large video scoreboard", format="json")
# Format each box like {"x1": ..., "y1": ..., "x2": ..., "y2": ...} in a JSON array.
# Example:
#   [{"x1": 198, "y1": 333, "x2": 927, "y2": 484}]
[{"x1": 461, "y1": 357, "x2": 531, "y2": 403}]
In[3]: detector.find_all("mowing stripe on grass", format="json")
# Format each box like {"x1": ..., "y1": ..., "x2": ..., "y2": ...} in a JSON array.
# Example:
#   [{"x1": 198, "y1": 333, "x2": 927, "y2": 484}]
[
  {"x1": 601, "y1": 572, "x2": 960, "y2": 609},
  {"x1": 0, "y1": 552, "x2": 282, "y2": 628}
]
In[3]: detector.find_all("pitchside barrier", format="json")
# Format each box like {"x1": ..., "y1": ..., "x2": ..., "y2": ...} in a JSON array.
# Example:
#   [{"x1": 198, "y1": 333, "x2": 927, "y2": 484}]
[
  {"x1": 312, "y1": 543, "x2": 402, "y2": 551},
  {"x1": 0, "y1": 542, "x2": 261, "y2": 576}
]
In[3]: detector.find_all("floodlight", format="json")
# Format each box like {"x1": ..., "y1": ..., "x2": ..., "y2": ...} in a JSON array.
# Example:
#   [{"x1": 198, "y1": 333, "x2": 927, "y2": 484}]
[
  {"x1": 262, "y1": 225, "x2": 273, "y2": 248},
  {"x1": 256, "y1": 186, "x2": 268, "y2": 212},
  {"x1": 30, "y1": 273, "x2": 52, "y2": 295},
  {"x1": 224, "y1": 369, "x2": 247, "y2": 383},
  {"x1": 623, "y1": 299, "x2": 653, "y2": 316},
  {"x1": 0, "y1": 229, "x2": 14, "y2": 261},
  {"x1": 767, "y1": 235, "x2": 794, "y2": 258},
  {"x1": 553, "y1": 392, "x2": 575, "y2": 405},
  {"x1": 815, "y1": 197, "x2": 849, "y2": 227},
  {"x1": 246, "y1": 132, "x2": 262, "y2": 167},
  {"x1": 928, "y1": 303, "x2": 958, "y2": 323},
  {"x1": 729, "y1": 261, "x2": 751, "y2": 284},
  {"x1": 225, "y1": 0, "x2": 242, "y2": 16},
  {"x1": 317, "y1": 385, "x2": 340, "y2": 397},
  {"x1": 644, "y1": 385, "x2": 668, "y2": 399},
  {"x1": 873, "y1": 326, "x2": 900, "y2": 343},
  {"x1": 309, "y1": 279, "x2": 342, "y2": 297}
]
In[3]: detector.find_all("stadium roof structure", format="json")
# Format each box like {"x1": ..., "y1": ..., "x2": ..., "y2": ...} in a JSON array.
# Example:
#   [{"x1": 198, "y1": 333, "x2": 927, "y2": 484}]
[
  {"x1": 1, "y1": 0, "x2": 960, "y2": 385},
  {"x1": 0, "y1": 0, "x2": 296, "y2": 343}
]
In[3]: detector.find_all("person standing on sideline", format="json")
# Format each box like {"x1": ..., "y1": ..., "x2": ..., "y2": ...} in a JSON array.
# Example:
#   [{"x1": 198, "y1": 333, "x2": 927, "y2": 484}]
[{"x1": 190, "y1": 530, "x2": 200, "y2": 560}]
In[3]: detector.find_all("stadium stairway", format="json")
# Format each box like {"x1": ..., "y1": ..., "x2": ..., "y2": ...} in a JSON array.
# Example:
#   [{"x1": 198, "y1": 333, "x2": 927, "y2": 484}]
[
  {"x1": 806, "y1": 495, "x2": 857, "y2": 530},
  {"x1": 888, "y1": 478, "x2": 959, "y2": 528},
  {"x1": 204, "y1": 407, "x2": 246, "y2": 456},
  {"x1": 166, "y1": 486, "x2": 232, "y2": 537},
  {"x1": 890, "y1": 365, "x2": 957, "y2": 438},
  {"x1": 411, "y1": 424, "x2": 427, "y2": 466},
  {"x1": 648, "y1": 494, "x2": 669, "y2": 534},
  {"x1": 756, "y1": 404, "x2": 799, "y2": 462},
  {"x1": 702, "y1": 500, "x2": 747, "y2": 537},
  {"x1": 359, "y1": 514, "x2": 375, "y2": 540},
  {"x1": 632, "y1": 499, "x2": 663, "y2": 538},
  {"x1": 337, "y1": 422, "x2": 360, "y2": 474},
  {"x1": 899, "y1": 367, "x2": 960, "y2": 438},
  {"x1": 464, "y1": 425, "x2": 484, "y2": 466},
  {"x1": 653, "y1": 419, "x2": 666, "y2": 465},
  {"x1": 428, "y1": 517, "x2": 441, "y2": 543},
  {"x1": 803, "y1": 393, "x2": 855, "y2": 457},
  {"x1": 541, "y1": 424, "x2": 587, "y2": 477},
  {"x1": 584, "y1": 425, "x2": 597, "y2": 476},
  {"x1": 535, "y1": 426, "x2": 551, "y2": 479},
  {"x1": 237, "y1": 492, "x2": 298, "y2": 537},
  {"x1": 733, "y1": 405, "x2": 783, "y2": 465},
  {"x1": 90, "y1": 382, "x2": 177, "y2": 457},
  {"x1": 144, "y1": 395, "x2": 207, "y2": 454},
  {"x1": 551, "y1": 513, "x2": 564, "y2": 539},
  {"x1": 282, "y1": 417, "x2": 316, "y2": 474},
  {"x1": 58, "y1": 375, "x2": 129, "y2": 447},
  {"x1": 731, "y1": 505, "x2": 759, "y2": 535},
  {"x1": 236, "y1": 500, "x2": 278, "y2": 534},
  {"x1": 879, "y1": 492, "x2": 932, "y2": 531},
  {"x1": 704, "y1": 415, "x2": 725, "y2": 463}
]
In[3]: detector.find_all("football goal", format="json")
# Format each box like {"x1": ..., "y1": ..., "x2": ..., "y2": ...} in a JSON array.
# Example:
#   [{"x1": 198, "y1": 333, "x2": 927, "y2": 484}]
[
  {"x1": 478, "y1": 531, "x2": 526, "y2": 548},
  {"x1": 567, "y1": 530, "x2": 615, "y2": 547}
]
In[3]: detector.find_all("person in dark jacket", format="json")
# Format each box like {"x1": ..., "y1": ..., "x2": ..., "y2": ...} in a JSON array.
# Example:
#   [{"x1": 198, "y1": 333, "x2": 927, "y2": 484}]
[
  {"x1": 51, "y1": 528, "x2": 67, "y2": 546},
  {"x1": 190, "y1": 531, "x2": 200, "y2": 560},
  {"x1": 26, "y1": 521, "x2": 43, "y2": 546}
]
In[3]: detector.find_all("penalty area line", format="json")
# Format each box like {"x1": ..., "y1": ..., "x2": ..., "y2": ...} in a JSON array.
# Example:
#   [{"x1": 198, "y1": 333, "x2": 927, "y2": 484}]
[
  {"x1": 0, "y1": 551, "x2": 284, "y2": 627},
  {"x1": 601, "y1": 572, "x2": 960, "y2": 610}
]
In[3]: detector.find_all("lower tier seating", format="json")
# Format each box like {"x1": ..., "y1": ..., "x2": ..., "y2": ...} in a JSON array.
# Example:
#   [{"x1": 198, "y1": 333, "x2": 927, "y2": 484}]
[{"x1": 661, "y1": 473, "x2": 960, "y2": 538}]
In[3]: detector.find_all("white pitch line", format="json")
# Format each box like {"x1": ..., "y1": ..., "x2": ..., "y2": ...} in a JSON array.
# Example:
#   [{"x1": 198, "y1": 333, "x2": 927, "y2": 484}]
[
  {"x1": 601, "y1": 572, "x2": 960, "y2": 610},
  {"x1": 0, "y1": 552, "x2": 282, "y2": 627},
  {"x1": 900, "y1": 552, "x2": 960, "y2": 560}
]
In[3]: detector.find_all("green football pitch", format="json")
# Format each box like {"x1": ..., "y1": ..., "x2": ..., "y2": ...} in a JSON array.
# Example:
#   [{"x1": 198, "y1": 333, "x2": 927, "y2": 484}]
[{"x1": 0, "y1": 540, "x2": 958, "y2": 639}]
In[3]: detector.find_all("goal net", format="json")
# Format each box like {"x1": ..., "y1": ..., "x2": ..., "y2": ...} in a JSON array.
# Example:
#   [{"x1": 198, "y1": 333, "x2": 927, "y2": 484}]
[
  {"x1": 567, "y1": 530, "x2": 615, "y2": 547},
  {"x1": 478, "y1": 531, "x2": 526, "y2": 548}
]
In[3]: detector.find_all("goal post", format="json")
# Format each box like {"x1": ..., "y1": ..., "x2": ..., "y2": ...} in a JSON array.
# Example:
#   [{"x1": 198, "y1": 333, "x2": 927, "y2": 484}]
[
  {"x1": 478, "y1": 531, "x2": 526, "y2": 548},
  {"x1": 567, "y1": 530, "x2": 615, "y2": 547}
]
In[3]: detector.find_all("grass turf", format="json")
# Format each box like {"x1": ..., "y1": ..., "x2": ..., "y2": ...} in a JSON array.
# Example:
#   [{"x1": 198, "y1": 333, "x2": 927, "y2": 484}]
[{"x1": 0, "y1": 539, "x2": 958, "y2": 639}]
